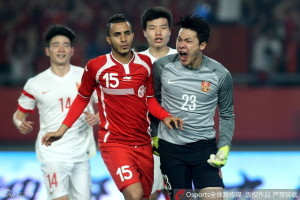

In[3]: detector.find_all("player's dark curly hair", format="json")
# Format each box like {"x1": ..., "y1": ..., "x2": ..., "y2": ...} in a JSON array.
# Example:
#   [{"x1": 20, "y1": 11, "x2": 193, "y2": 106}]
[
  {"x1": 175, "y1": 14, "x2": 210, "y2": 44},
  {"x1": 44, "y1": 24, "x2": 75, "y2": 47},
  {"x1": 106, "y1": 14, "x2": 132, "y2": 36},
  {"x1": 141, "y1": 7, "x2": 173, "y2": 30}
]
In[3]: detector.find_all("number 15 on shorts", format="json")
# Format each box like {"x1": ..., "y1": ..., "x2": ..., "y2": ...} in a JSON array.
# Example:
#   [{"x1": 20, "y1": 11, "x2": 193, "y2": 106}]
[{"x1": 116, "y1": 165, "x2": 133, "y2": 182}]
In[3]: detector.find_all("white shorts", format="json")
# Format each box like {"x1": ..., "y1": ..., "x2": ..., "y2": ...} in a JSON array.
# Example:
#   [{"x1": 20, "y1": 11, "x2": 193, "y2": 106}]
[
  {"x1": 41, "y1": 161, "x2": 91, "y2": 200},
  {"x1": 151, "y1": 154, "x2": 166, "y2": 194}
]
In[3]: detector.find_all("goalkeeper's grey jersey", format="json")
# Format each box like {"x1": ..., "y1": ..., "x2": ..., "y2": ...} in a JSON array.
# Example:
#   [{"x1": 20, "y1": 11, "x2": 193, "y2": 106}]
[{"x1": 153, "y1": 53, "x2": 235, "y2": 148}]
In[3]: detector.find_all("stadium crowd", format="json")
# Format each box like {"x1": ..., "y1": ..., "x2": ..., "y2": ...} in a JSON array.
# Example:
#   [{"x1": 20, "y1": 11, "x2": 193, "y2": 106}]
[{"x1": 0, "y1": 0, "x2": 299, "y2": 86}]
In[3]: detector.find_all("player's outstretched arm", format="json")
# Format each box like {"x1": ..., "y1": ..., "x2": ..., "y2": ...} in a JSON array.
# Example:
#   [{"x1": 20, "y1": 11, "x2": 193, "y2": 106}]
[{"x1": 42, "y1": 124, "x2": 69, "y2": 147}]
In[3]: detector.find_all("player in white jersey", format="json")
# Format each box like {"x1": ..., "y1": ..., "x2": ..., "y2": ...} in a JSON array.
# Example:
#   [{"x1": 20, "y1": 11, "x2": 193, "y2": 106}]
[
  {"x1": 140, "y1": 7, "x2": 177, "y2": 200},
  {"x1": 12, "y1": 25, "x2": 98, "y2": 200}
]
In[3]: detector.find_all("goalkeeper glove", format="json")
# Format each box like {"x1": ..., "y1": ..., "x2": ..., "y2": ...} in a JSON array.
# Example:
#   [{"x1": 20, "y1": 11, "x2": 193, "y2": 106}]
[
  {"x1": 152, "y1": 136, "x2": 159, "y2": 156},
  {"x1": 207, "y1": 145, "x2": 230, "y2": 168}
]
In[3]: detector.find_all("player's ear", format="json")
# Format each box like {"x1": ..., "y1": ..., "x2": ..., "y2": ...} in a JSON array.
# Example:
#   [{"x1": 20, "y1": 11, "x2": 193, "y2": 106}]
[
  {"x1": 45, "y1": 47, "x2": 50, "y2": 56},
  {"x1": 70, "y1": 47, "x2": 74, "y2": 56},
  {"x1": 199, "y1": 41, "x2": 207, "y2": 51},
  {"x1": 106, "y1": 36, "x2": 111, "y2": 45}
]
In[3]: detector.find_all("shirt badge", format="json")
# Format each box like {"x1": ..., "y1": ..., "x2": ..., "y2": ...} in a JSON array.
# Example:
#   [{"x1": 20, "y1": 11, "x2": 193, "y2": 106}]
[
  {"x1": 138, "y1": 85, "x2": 145, "y2": 97},
  {"x1": 201, "y1": 81, "x2": 210, "y2": 92}
]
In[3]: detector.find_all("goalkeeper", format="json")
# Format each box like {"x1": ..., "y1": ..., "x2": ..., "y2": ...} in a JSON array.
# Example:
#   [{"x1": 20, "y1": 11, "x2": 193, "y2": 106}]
[{"x1": 152, "y1": 15, "x2": 235, "y2": 200}]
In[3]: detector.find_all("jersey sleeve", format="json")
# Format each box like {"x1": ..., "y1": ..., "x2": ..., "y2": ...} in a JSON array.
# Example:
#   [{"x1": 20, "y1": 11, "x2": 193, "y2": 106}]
[
  {"x1": 17, "y1": 79, "x2": 36, "y2": 113},
  {"x1": 63, "y1": 94, "x2": 90, "y2": 127},
  {"x1": 218, "y1": 71, "x2": 235, "y2": 148},
  {"x1": 149, "y1": 59, "x2": 165, "y2": 136},
  {"x1": 152, "y1": 60, "x2": 163, "y2": 103},
  {"x1": 147, "y1": 97, "x2": 170, "y2": 121},
  {"x1": 78, "y1": 63, "x2": 97, "y2": 98},
  {"x1": 148, "y1": 58, "x2": 166, "y2": 136},
  {"x1": 141, "y1": 55, "x2": 154, "y2": 97}
]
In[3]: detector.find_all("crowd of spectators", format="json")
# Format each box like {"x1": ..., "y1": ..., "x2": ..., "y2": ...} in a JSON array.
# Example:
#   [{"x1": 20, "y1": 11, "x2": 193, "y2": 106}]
[{"x1": 1, "y1": 0, "x2": 300, "y2": 86}]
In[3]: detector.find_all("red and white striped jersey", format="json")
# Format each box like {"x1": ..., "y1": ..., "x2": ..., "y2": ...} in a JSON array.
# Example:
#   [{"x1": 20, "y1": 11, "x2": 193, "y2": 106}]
[{"x1": 79, "y1": 52, "x2": 154, "y2": 146}]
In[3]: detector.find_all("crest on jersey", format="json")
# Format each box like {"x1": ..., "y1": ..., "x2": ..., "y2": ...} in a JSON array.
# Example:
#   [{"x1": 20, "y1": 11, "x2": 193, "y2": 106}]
[
  {"x1": 76, "y1": 82, "x2": 81, "y2": 90},
  {"x1": 201, "y1": 81, "x2": 210, "y2": 92},
  {"x1": 138, "y1": 85, "x2": 145, "y2": 97}
]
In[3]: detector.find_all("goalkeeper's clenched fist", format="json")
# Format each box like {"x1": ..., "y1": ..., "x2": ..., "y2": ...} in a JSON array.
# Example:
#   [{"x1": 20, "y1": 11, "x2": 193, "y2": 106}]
[{"x1": 207, "y1": 145, "x2": 230, "y2": 168}]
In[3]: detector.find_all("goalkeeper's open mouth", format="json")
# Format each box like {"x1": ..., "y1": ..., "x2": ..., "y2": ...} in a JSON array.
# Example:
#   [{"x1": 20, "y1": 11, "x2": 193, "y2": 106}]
[{"x1": 178, "y1": 51, "x2": 188, "y2": 63}]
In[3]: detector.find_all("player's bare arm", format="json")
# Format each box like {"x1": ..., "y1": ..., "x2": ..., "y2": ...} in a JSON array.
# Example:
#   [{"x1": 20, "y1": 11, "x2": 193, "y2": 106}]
[
  {"x1": 41, "y1": 124, "x2": 69, "y2": 146},
  {"x1": 13, "y1": 110, "x2": 34, "y2": 134}
]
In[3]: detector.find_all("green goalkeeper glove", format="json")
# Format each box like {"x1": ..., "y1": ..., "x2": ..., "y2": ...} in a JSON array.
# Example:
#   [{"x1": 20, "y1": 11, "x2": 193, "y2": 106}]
[
  {"x1": 207, "y1": 145, "x2": 230, "y2": 168},
  {"x1": 152, "y1": 136, "x2": 159, "y2": 156}
]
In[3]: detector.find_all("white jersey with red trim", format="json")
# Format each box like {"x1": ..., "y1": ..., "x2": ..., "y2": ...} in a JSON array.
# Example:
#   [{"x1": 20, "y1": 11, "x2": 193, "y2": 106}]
[
  {"x1": 18, "y1": 65, "x2": 96, "y2": 163},
  {"x1": 139, "y1": 47, "x2": 177, "y2": 63},
  {"x1": 78, "y1": 52, "x2": 153, "y2": 146}
]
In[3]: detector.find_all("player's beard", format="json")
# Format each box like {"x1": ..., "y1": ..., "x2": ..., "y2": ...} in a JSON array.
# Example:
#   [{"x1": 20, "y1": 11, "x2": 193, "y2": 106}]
[{"x1": 111, "y1": 43, "x2": 132, "y2": 57}]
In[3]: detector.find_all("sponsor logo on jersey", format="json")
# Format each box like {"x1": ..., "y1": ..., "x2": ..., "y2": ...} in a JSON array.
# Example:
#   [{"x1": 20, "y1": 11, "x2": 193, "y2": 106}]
[
  {"x1": 201, "y1": 81, "x2": 210, "y2": 92},
  {"x1": 138, "y1": 85, "x2": 145, "y2": 97},
  {"x1": 123, "y1": 76, "x2": 132, "y2": 81}
]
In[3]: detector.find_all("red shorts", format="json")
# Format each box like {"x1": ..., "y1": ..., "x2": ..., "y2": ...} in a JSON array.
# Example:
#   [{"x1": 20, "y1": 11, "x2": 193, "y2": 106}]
[{"x1": 99, "y1": 142, "x2": 154, "y2": 199}]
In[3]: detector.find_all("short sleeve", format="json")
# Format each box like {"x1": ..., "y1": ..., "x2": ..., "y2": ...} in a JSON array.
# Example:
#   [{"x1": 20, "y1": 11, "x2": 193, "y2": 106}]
[{"x1": 18, "y1": 79, "x2": 37, "y2": 113}]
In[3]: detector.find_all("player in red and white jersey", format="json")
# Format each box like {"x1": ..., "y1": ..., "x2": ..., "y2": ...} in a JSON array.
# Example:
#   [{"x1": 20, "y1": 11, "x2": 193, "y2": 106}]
[
  {"x1": 42, "y1": 14, "x2": 184, "y2": 200},
  {"x1": 80, "y1": 52, "x2": 156, "y2": 146},
  {"x1": 13, "y1": 25, "x2": 98, "y2": 200}
]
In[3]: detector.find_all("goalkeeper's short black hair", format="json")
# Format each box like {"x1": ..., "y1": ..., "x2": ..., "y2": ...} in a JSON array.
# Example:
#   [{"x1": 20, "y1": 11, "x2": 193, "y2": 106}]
[
  {"x1": 44, "y1": 24, "x2": 75, "y2": 47},
  {"x1": 106, "y1": 14, "x2": 132, "y2": 36},
  {"x1": 175, "y1": 14, "x2": 210, "y2": 44},
  {"x1": 141, "y1": 7, "x2": 173, "y2": 30}
]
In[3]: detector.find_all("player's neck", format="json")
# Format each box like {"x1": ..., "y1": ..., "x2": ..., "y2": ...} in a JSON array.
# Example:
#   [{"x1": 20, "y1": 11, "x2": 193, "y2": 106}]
[
  {"x1": 50, "y1": 64, "x2": 71, "y2": 77},
  {"x1": 149, "y1": 46, "x2": 170, "y2": 59},
  {"x1": 111, "y1": 51, "x2": 133, "y2": 64},
  {"x1": 189, "y1": 54, "x2": 203, "y2": 69}
]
